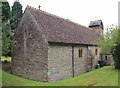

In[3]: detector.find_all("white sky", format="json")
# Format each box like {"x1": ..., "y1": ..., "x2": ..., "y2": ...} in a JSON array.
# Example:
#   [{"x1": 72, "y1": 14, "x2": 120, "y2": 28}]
[{"x1": 8, "y1": 0, "x2": 119, "y2": 30}]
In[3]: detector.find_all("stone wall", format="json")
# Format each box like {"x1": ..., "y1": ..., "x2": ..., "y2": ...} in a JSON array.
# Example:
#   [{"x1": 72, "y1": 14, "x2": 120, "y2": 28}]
[
  {"x1": 101, "y1": 54, "x2": 114, "y2": 66},
  {"x1": 106, "y1": 55, "x2": 114, "y2": 66},
  {"x1": 74, "y1": 46, "x2": 88, "y2": 76},
  {"x1": 48, "y1": 44, "x2": 100, "y2": 82},
  {"x1": 48, "y1": 44, "x2": 73, "y2": 82},
  {"x1": 94, "y1": 28, "x2": 103, "y2": 36},
  {"x1": 89, "y1": 46, "x2": 100, "y2": 66},
  {"x1": 12, "y1": 9, "x2": 48, "y2": 82},
  {"x1": 87, "y1": 46, "x2": 100, "y2": 71}
]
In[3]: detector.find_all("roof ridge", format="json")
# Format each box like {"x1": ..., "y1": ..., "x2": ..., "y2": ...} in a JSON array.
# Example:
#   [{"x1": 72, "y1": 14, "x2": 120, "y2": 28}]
[{"x1": 26, "y1": 5, "x2": 39, "y2": 11}]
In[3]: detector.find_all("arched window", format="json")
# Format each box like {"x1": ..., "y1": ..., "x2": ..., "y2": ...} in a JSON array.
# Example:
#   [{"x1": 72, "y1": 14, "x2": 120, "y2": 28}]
[
  {"x1": 78, "y1": 49, "x2": 83, "y2": 57},
  {"x1": 95, "y1": 48, "x2": 98, "y2": 55}
]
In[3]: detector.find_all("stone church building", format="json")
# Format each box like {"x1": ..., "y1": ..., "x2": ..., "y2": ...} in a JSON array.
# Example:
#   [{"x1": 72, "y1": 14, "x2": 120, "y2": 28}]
[{"x1": 12, "y1": 6, "x2": 104, "y2": 82}]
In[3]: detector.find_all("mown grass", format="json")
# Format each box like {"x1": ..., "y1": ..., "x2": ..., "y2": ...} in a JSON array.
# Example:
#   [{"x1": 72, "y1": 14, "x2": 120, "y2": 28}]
[{"x1": 2, "y1": 66, "x2": 119, "y2": 86}]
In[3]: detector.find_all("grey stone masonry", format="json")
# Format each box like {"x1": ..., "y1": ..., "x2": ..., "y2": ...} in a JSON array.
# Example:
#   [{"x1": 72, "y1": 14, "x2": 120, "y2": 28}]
[
  {"x1": 48, "y1": 44, "x2": 73, "y2": 81},
  {"x1": 47, "y1": 44, "x2": 100, "y2": 82},
  {"x1": 12, "y1": 9, "x2": 48, "y2": 82}
]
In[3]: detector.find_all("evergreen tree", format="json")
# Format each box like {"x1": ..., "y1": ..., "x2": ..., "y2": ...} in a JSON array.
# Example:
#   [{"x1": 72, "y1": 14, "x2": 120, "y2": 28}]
[
  {"x1": 2, "y1": 22, "x2": 12, "y2": 56},
  {"x1": 10, "y1": 0, "x2": 22, "y2": 33},
  {"x1": 2, "y1": 0, "x2": 10, "y2": 21},
  {"x1": 2, "y1": 0, "x2": 12, "y2": 56}
]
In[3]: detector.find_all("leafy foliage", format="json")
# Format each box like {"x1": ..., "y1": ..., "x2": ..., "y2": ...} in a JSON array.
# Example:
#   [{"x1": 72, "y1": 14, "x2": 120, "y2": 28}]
[
  {"x1": 1, "y1": 56, "x2": 11, "y2": 62},
  {"x1": 2, "y1": 21, "x2": 12, "y2": 56},
  {"x1": 2, "y1": 0, "x2": 23, "y2": 56},
  {"x1": 10, "y1": 0, "x2": 22, "y2": 33},
  {"x1": 101, "y1": 26, "x2": 120, "y2": 69},
  {"x1": 101, "y1": 26, "x2": 118, "y2": 54},
  {"x1": 2, "y1": 1, "x2": 12, "y2": 57},
  {"x1": 113, "y1": 43, "x2": 120, "y2": 69},
  {"x1": 112, "y1": 29, "x2": 120, "y2": 69},
  {"x1": 11, "y1": 0, "x2": 22, "y2": 18},
  {"x1": 2, "y1": 1, "x2": 10, "y2": 21}
]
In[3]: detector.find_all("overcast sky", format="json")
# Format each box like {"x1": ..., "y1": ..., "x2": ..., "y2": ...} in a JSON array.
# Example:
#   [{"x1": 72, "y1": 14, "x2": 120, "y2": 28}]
[{"x1": 8, "y1": 0, "x2": 119, "y2": 30}]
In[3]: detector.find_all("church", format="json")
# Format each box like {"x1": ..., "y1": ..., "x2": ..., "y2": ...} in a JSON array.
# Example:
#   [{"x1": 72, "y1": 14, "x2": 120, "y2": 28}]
[{"x1": 12, "y1": 6, "x2": 104, "y2": 82}]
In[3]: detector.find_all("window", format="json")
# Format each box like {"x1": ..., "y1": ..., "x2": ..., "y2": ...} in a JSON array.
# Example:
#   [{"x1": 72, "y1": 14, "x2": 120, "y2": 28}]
[
  {"x1": 105, "y1": 55, "x2": 107, "y2": 60},
  {"x1": 79, "y1": 49, "x2": 83, "y2": 57},
  {"x1": 95, "y1": 48, "x2": 98, "y2": 55}
]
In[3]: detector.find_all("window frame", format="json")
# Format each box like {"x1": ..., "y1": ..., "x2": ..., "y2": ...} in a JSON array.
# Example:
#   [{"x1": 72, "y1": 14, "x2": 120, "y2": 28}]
[
  {"x1": 95, "y1": 48, "x2": 98, "y2": 55},
  {"x1": 78, "y1": 48, "x2": 83, "y2": 57}
]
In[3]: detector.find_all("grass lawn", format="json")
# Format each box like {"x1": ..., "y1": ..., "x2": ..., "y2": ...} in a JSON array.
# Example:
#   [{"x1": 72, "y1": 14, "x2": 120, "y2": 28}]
[{"x1": 2, "y1": 66, "x2": 119, "y2": 86}]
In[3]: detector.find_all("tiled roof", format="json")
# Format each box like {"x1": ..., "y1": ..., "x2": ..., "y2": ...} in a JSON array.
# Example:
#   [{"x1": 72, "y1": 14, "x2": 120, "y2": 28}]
[{"x1": 25, "y1": 6, "x2": 99, "y2": 45}]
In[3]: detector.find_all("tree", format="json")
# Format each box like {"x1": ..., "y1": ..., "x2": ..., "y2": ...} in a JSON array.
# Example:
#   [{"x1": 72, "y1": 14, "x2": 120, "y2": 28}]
[
  {"x1": 101, "y1": 26, "x2": 117, "y2": 54},
  {"x1": 113, "y1": 43, "x2": 120, "y2": 69},
  {"x1": 2, "y1": 0, "x2": 10, "y2": 21},
  {"x1": 2, "y1": 22, "x2": 12, "y2": 56},
  {"x1": 112, "y1": 29, "x2": 120, "y2": 69},
  {"x1": 10, "y1": 0, "x2": 22, "y2": 33},
  {"x1": 101, "y1": 26, "x2": 120, "y2": 69},
  {"x1": 2, "y1": 0, "x2": 12, "y2": 56}
]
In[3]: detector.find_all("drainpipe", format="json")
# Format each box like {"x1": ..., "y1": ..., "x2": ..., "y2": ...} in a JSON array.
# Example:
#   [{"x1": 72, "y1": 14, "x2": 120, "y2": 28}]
[
  {"x1": 72, "y1": 46, "x2": 74, "y2": 77},
  {"x1": 87, "y1": 46, "x2": 89, "y2": 71}
]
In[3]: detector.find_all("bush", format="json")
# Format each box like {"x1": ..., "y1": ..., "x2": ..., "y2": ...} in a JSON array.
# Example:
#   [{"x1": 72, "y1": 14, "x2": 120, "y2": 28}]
[
  {"x1": 1, "y1": 56, "x2": 11, "y2": 62},
  {"x1": 113, "y1": 43, "x2": 120, "y2": 69}
]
